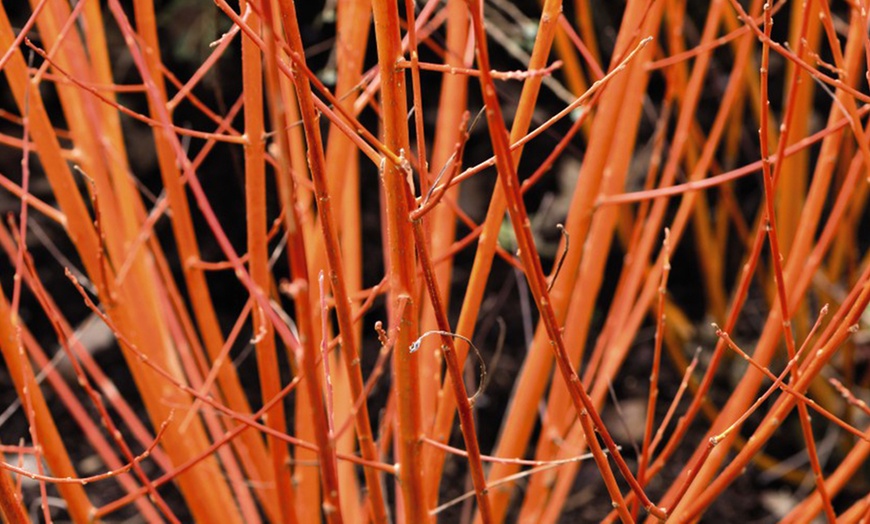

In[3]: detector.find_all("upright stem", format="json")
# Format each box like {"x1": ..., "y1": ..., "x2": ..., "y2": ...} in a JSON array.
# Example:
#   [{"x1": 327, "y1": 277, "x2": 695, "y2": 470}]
[
  {"x1": 277, "y1": 0, "x2": 388, "y2": 521},
  {"x1": 238, "y1": 2, "x2": 298, "y2": 520},
  {"x1": 125, "y1": 0, "x2": 277, "y2": 514},
  {"x1": 370, "y1": 1, "x2": 426, "y2": 520},
  {"x1": 463, "y1": 0, "x2": 660, "y2": 520},
  {"x1": 426, "y1": 1, "x2": 564, "y2": 516},
  {"x1": 411, "y1": 218, "x2": 492, "y2": 521},
  {"x1": 758, "y1": 3, "x2": 835, "y2": 521}
]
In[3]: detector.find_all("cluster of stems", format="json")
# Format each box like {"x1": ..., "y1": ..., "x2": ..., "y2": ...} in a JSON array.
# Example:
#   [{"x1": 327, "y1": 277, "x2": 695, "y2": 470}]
[{"x1": 0, "y1": 0, "x2": 869, "y2": 522}]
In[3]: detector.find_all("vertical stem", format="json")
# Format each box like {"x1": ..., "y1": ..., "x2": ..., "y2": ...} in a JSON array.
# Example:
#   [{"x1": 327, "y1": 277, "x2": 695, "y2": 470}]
[
  {"x1": 634, "y1": 231, "x2": 671, "y2": 517},
  {"x1": 411, "y1": 219, "x2": 492, "y2": 521},
  {"x1": 370, "y1": 1, "x2": 426, "y2": 520},
  {"x1": 427, "y1": 2, "x2": 565, "y2": 517},
  {"x1": 125, "y1": 0, "x2": 278, "y2": 513},
  {"x1": 418, "y1": 0, "x2": 471, "y2": 501},
  {"x1": 238, "y1": 2, "x2": 298, "y2": 520},
  {"x1": 322, "y1": 0, "x2": 371, "y2": 519},
  {"x1": 463, "y1": 0, "x2": 657, "y2": 520},
  {"x1": 757, "y1": 3, "x2": 836, "y2": 521},
  {"x1": 403, "y1": 0, "x2": 440, "y2": 429},
  {"x1": 276, "y1": 0, "x2": 388, "y2": 521}
]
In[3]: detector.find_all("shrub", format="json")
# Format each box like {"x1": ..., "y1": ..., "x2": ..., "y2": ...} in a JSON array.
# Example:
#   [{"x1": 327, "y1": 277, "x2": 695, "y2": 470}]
[{"x1": 0, "y1": 0, "x2": 868, "y2": 522}]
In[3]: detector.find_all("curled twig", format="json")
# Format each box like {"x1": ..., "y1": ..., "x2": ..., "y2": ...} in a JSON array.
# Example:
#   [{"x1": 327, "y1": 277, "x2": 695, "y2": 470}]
[{"x1": 410, "y1": 330, "x2": 487, "y2": 404}]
